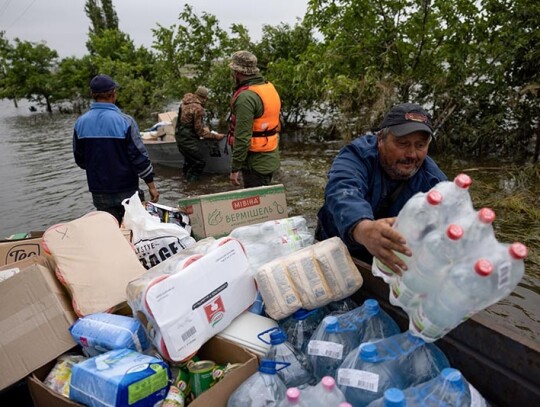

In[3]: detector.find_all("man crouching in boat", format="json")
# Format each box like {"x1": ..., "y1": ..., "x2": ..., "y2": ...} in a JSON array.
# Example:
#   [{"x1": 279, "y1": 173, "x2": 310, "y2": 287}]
[{"x1": 316, "y1": 103, "x2": 447, "y2": 275}]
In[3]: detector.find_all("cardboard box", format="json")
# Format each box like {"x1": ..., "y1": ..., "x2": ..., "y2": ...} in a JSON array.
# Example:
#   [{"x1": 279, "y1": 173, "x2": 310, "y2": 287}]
[
  {"x1": 0, "y1": 232, "x2": 44, "y2": 266},
  {"x1": 0, "y1": 257, "x2": 77, "y2": 391},
  {"x1": 27, "y1": 337, "x2": 258, "y2": 407},
  {"x1": 178, "y1": 184, "x2": 288, "y2": 240},
  {"x1": 157, "y1": 111, "x2": 177, "y2": 137}
]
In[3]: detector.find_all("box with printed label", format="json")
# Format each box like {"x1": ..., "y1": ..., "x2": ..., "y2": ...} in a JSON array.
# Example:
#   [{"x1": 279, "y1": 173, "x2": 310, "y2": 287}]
[
  {"x1": 178, "y1": 184, "x2": 288, "y2": 240},
  {"x1": 0, "y1": 231, "x2": 44, "y2": 266}
]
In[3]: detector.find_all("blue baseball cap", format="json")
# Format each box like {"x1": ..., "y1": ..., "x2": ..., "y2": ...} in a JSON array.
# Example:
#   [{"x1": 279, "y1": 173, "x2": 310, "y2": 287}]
[{"x1": 90, "y1": 74, "x2": 119, "y2": 93}]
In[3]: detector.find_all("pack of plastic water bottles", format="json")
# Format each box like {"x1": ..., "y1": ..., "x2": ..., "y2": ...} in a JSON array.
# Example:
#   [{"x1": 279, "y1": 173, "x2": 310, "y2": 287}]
[{"x1": 371, "y1": 173, "x2": 528, "y2": 342}]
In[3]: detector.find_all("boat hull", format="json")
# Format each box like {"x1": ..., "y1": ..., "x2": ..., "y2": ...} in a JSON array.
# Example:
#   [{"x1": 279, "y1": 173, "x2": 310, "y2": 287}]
[
  {"x1": 143, "y1": 137, "x2": 231, "y2": 174},
  {"x1": 352, "y1": 258, "x2": 540, "y2": 406}
]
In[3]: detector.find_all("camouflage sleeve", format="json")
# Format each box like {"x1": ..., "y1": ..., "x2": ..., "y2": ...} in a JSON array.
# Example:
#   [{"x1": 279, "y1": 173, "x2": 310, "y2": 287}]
[{"x1": 192, "y1": 105, "x2": 211, "y2": 139}]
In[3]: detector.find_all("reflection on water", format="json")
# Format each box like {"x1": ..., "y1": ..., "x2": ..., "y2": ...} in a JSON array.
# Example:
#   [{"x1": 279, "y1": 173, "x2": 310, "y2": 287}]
[{"x1": 0, "y1": 99, "x2": 538, "y2": 342}]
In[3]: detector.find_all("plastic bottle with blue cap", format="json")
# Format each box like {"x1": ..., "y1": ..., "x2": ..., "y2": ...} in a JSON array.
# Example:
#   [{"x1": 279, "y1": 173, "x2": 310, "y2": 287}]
[
  {"x1": 227, "y1": 359, "x2": 289, "y2": 406},
  {"x1": 366, "y1": 388, "x2": 407, "y2": 407},
  {"x1": 308, "y1": 316, "x2": 358, "y2": 380},
  {"x1": 279, "y1": 308, "x2": 325, "y2": 353},
  {"x1": 258, "y1": 327, "x2": 315, "y2": 388},
  {"x1": 337, "y1": 331, "x2": 450, "y2": 406},
  {"x1": 337, "y1": 299, "x2": 400, "y2": 348}
]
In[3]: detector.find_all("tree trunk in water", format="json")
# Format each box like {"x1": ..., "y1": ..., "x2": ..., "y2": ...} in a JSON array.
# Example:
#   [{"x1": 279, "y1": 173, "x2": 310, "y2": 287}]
[
  {"x1": 46, "y1": 97, "x2": 52, "y2": 113},
  {"x1": 13, "y1": 99, "x2": 18, "y2": 108}
]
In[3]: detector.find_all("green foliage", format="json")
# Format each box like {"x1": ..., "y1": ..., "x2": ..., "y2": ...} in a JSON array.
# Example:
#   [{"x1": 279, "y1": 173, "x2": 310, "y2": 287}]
[{"x1": 0, "y1": 1, "x2": 537, "y2": 160}]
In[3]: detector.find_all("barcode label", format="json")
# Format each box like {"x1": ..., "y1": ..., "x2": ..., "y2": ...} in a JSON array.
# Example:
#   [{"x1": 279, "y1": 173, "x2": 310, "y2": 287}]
[
  {"x1": 337, "y1": 368, "x2": 379, "y2": 392},
  {"x1": 308, "y1": 340, "x2": 344, "y2": 359},
  {"x1": 181, "y1": 326, "x2": 197, "y2": 341},
  {"x1": 497, "y1": 262, "x2": 511, "y2": 290}
]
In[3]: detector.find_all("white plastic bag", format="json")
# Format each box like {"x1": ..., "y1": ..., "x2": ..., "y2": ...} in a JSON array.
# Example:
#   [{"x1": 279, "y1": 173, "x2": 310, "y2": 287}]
[{"x1": 122, "y1": 192, "x2": 196, "y2": 269}]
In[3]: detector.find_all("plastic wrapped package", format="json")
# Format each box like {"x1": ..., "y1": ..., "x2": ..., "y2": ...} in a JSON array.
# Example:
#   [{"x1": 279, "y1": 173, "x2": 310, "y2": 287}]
[
  {"x1": 255, "y1": 237, "x2": 363, "y2": 320},
  {"x1": 127, "y1": 237, "x2": 256, "y2": 362},
  {"x1": 43, "y1": 354, "x2": 87, "y2": 397},
  {"x1": 69, "y1": 349, "x2": 170, "y2": 407},
  {"x1": 69, "y1": 313, "x2": 150, "y2": 357}
]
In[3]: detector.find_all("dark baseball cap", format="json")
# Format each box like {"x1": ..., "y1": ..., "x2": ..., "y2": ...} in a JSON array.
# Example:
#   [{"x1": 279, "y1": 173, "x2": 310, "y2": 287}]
[
  {"x1": 379, "y1": 103, "x2": 433, "y2": 137},
  {"x1": 90, "y1": 74, "x2": 119, "y2": 93}
]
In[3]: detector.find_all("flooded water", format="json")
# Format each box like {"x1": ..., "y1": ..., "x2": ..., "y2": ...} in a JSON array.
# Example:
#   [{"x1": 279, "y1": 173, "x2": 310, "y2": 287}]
[{"x1": 0, "y1": 99, "x2": 538, "y2": 343}]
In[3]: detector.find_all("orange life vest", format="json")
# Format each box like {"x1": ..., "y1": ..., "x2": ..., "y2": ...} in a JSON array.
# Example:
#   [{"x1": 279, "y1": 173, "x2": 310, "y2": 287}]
[{"x1": 229, "y1": 82, "x2": 281, "y2": 152}]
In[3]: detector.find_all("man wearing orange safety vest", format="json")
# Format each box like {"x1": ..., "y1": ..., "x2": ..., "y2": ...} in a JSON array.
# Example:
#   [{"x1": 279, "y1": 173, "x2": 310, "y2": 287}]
[{"x1": 228, "y1": 50, "x2": 281, "y2": 188}]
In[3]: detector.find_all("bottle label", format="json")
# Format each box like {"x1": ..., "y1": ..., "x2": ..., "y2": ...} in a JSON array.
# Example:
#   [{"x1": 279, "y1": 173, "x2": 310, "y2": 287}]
[
  {"x1": 391, "y1": 279, "x2": 419, "y2": 309},
  {"x1": 497, "y1": 261, "x2": 511, "y2": 290},
  {"x1": 412, "y1": 305, "x2": 447, "y2": 340},
  {"x1": 307, "y1": 340, "x2": 344, "y2": 359},
  {"x1": 337, "y1": 368, "x2": 379, "y2": 392}
]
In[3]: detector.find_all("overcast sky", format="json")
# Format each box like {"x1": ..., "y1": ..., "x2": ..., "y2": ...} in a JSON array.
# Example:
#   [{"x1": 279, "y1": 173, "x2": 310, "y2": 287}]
[{"x1": 1, "y1": 0, "x2": 309, "y2": 58}]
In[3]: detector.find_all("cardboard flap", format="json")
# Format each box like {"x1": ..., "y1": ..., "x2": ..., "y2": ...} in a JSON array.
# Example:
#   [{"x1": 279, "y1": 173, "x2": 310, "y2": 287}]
[{"x1": 0, "y1": 262, "x2": 77, "y2": 390}]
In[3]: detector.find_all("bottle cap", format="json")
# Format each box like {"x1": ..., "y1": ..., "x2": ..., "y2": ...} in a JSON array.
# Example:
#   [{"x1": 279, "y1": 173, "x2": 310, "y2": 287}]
[
  {"x1": 383, "y1": 388, "x2": 406, "y2": 407},
  {"x1": 258, "y1": 359, "x2": 277, "y2": 374},
  {"x1": 478, "y1": 208, "x2": 496, "y2": 224},
  {"x1": 509, "y1": 242, "x2": 528, "y2": 260},
  {"x1": 427, "y1": 190, "x2": 443, "y2": 205},
  {"x1": 321, "y1": 376, "x2": 336, "y2": 390},
  {"x1": 269, "y1": 328, "x2": 287, "y2": 345},
  {"x1": 292, "y1": 308, "x2": 316, "y2": 320},
  {"x1": 286, "y1": 387, "x2": 301, "y2": 401},
  {"x1": 474, "y1": 259, "x2": 493, "y2": 277},
  {"x1": 454, "y1": 173, "x2": 472, "y2": 189},
  {"x1": 324, "y1": 316, "x2": 339, "y2": 333},
  {"x1": 363, "y1": 299, "x2": 380, "y2": 315},
  {"x1": 446, "y1": 224, "x2": 464, "y2": 240},
  {"x1": 441, "y1": 368, "x2": 465, "y2": 390},
  {"x1": 359, "y1": 343, "x2": 378, "y2": 361}
]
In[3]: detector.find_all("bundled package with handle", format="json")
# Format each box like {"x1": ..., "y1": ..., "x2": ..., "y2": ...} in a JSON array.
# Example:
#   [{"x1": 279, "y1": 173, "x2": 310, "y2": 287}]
[
  {"x1": 127, "y1": 237, "x2": 257, "y2": 362},
  {"x1": 255, "y1": 237, "x2": 363, "y2": 320}
]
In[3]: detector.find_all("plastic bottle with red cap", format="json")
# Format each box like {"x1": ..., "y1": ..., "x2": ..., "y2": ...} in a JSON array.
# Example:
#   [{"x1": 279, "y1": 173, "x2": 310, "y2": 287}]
[
  {"x1": 433, "y1": 173, "x2": 474, "y2": 222},
  {"x1": 373, "y1": 189, "x2": 444, "y2": 282},
  {"x1": 390, "y1": 224, "x2": 465, "y2": 311},
  {"x1": 410, "y1": 241, "x2": 528, "y2": 341}
]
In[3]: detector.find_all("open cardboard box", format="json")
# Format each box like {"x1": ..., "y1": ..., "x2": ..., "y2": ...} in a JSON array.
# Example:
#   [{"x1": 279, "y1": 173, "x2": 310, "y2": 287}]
[
  {"x1": 0, "y1": 256, "x2": 77, "y2": 391},
  {"x1": 27, "y1": 336, "x2": 258, "y2": 407}
]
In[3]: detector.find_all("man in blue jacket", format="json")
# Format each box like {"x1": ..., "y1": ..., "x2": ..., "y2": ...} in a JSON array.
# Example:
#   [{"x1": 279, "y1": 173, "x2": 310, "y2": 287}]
[
  {"x1": 74, "y1": 74, "x2": 159, "y2": 224},
  {"x1": 316, "y1": 103, "x2": 447, "y2": 275}
]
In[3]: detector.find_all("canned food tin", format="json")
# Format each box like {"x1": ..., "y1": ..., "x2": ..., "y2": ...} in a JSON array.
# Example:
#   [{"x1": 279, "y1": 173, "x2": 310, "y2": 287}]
[
  {"x1": 175, "y1": 367, "x2": 191, "y2": 398},
  {"x1": 161, "y1": 385, "x2": 185, "y2": 407},
  {"x1": 188, "y1": 360, "x2": 218, "y2": 397}
]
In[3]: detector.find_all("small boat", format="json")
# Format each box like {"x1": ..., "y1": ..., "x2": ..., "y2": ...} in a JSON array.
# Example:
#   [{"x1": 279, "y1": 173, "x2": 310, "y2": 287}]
[
  {"x1": 143, "y1": 134, "x2": 231, "y2": 173},
  {"x1": 352, "y1": 258, "x2": 540, "y2": 406}
]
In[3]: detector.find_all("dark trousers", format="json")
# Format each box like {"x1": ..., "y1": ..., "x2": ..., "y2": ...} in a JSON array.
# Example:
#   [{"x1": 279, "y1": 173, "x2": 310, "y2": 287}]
[
  {"x1": 241, "y1": 168, "x2": 273, "y2": 188},
  {"x1": 179, "y1": 147, "x2": 205, "y2": 181},
  {"x1": 92, "y1": 190, "x2": 137, "y2": 225}
]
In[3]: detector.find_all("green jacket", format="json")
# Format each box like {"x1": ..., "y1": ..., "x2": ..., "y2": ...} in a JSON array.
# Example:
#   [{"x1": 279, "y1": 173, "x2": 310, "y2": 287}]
[{"x1": 231, "y1": 75, "x2": 281, "y2": 174}]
